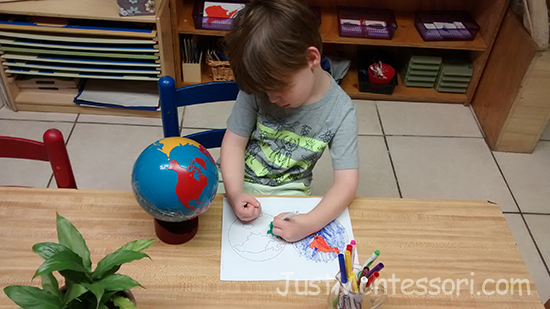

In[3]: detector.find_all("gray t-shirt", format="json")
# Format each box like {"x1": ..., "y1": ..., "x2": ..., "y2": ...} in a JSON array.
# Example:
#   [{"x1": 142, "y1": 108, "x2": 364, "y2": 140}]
[{"x1": 227, "y1": 76, "x2": 358, "y2": 188}]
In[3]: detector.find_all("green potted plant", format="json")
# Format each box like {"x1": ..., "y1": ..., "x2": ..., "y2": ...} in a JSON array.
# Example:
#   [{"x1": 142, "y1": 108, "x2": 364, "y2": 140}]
[{"x1": 3, "y1": 214, "x2": 154, "y2": 309}]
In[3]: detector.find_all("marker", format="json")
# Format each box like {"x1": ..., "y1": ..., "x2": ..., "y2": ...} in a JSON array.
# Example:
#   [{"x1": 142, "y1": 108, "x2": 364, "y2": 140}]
[
  {"x1": 338, "y1": 253, "x2": 348, "y2": 284},
  {"x1": 344, "y1": 251, "x2": 352, "y2": 280},
  {"x1": 359, "y1": 276, "x2": 368, "y2": 293},
  {"x1": 350, "y1": 240, "x2": 357, "y2": 264},
  {"x1": 367, "y1": 263, "x2": 384, "y2": 278},
  {"x1": 281, "y1": 210, "x2": 299, "y2": 221},
  {"x1": 362, "y1": 250, "x2": 380, "y2": 268},
  {"x1": 349, "y1": 272, "x2": 359, "y2": 293},
  {"x1": 357, "y1": 266, "x2": 369, "y2": 285},
  {"x1": 367, "y1": 271, "x2": 379, "y2": 287},
  {"x1": 346, "y1": 244, "x2": 353, "y2": 256}
]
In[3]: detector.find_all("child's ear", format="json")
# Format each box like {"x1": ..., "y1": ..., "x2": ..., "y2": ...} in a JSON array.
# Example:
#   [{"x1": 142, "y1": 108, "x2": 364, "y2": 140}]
[{"x1": 306, "y1": 46, "x2": 321, "y2": 69}]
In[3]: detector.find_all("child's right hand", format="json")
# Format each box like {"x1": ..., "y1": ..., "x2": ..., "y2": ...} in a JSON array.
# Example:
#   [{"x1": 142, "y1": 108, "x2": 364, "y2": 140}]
[{"x1": 228, "y1": 193, "x2": 261, "y2": 222}]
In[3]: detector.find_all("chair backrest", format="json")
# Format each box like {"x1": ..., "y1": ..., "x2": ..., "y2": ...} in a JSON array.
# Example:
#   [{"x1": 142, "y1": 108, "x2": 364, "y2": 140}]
[
  {"x1": 0, "y1": 129, "x2": 77, "y2": 189},
  {"x1": 158, "y1": 76, "x2": 239, "y2": 148}
]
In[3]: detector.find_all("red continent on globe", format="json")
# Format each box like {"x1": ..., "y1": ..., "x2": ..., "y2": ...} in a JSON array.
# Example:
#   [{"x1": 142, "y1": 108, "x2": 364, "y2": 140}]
[{"x1": 168, "y1": 158, "x2": 208, "y2": 210}]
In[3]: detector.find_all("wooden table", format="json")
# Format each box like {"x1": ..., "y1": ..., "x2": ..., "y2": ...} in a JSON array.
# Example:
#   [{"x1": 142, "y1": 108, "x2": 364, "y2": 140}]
[{"x1": 0, "y1": 188, "x2": 544, "y2": 308}]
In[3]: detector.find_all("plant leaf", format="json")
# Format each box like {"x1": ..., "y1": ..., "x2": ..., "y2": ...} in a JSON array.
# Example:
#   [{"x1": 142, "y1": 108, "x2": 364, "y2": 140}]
[
  {"x1": 117, "y1": 239, "x2": 155, "y2": 252},
  {"x1": 33, "y1": 251, "x2": 90, "y2": 279},
  {"x1": 97, "y1": 274, "x2": 142, "y2": 292},
  {"x1": 63, "y1": 283, "x2": 88, "y2": 305},
  {"x1": 59, "y1": 270, "x2": 91, "y2": 284},
  {"x1": 81, "y1": 282, "x2": 104, "y2": 309},
  {"x1": 41, "y1": 273, "x2": 60, "y2": 298},
  {"x1": 4, "y1": 285, "x2": 63, "y2": 309},
  {"x1": 33, "y1": 242, "x2": 70, "y2": 260},
  {"x1": 99, "y1": 291, "x2": 117, "y2": 306},
  {"x1": 56, "y1": 214, "x2": 92, "y2": 272},
  {"x1": 93, "y1": 250, "x2": 149, "y2": 280},
  {"x1": 112, "y1": 296, "x2": 137, "y2": 309},
  {"x1": 103, "y1": 265, "x2": 121, "y2": 278}
]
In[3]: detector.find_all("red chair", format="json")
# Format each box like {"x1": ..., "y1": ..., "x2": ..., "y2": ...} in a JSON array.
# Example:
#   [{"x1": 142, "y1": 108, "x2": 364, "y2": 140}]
[{"x1": 0, "y1": 128, "x2": 76, "y2": 189}]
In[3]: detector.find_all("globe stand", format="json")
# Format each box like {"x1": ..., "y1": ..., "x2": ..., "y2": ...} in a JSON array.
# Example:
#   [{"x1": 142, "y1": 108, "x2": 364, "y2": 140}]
[{"x1": 154, "y1": 217, "x2": 199, "y2": 245}]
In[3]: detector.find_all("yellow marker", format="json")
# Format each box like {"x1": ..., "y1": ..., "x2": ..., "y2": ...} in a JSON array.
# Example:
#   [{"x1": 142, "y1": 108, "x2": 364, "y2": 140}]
[
  {"x1": 344, "y1": 251, "x2": 352, "y2": 280},
  {"x1": 349, "y1": 272, "x2": 359, "y2": 293}
]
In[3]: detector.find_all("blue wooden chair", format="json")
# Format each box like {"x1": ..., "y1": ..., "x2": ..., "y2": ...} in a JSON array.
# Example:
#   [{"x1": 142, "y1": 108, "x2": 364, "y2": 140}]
[{"x1": 158, "y1": 76, "x2": 239, "y2": 148}]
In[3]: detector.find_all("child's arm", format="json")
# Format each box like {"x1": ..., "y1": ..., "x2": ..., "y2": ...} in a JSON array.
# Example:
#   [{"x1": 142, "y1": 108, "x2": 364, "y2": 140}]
[
  {"x1": 220, "y1": 129, "x2": 261, "y2": 222},
  {"x1": 272, "y1": 168, "x2": 359, "y2": 242}
]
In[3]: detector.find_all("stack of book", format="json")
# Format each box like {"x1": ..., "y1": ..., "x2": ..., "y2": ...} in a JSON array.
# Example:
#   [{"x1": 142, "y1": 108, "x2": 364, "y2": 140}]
[
  {"x1": 402, "y1": 55, "x2": 442, "y2": 88},
  {"x1": 435, "y1": 60, "x2": 473, "y2": 93}
]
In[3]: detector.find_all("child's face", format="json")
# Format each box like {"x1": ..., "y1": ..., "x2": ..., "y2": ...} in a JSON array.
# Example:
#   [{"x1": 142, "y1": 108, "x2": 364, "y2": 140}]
[{"x1": 265, "y1": 66, "x2": 316, "y2": 109}]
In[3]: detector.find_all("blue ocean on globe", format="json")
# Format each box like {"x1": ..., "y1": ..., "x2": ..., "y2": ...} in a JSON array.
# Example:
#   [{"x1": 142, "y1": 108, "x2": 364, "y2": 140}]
[{"x1": 132, "y1": 137, "x2": 218, "y2": 222}]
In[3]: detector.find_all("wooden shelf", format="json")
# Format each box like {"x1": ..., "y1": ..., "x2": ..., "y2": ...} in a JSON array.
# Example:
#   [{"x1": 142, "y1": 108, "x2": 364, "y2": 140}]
[
  {"x1": 15, "y1": 89, "x2": 160, "y2": 117},
  {"x1": 177, "y1": 66, "x2": 466, "y2": 104},
  {"x1": 321, "y1": 9, "x2": 487, "y2": 51},
  {"x1": 177, "y1": 1, "x2": 487, "y2": 51},
  {"x1": 341, "y1": 68, "x2": 467, "y2": 103},
  {"x1": 0, "y1": 0, "x2": 159, "y2": 23}
]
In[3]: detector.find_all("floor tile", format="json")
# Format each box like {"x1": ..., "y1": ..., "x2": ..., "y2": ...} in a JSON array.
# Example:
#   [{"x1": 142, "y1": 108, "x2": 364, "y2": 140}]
[
  {"x1": 387, "y1": 136, "x2": 518, "y2": 212},
  {"x1": 541, "y1": 122, "x2": 550, "y2": 141},
  {"x1": 182, "y1": 101, "x2": 234, "y2": 129},
  {"x1": 0, "y1": 105, "x2": 77, "y2": 122},
  {"x1": 311, "y1": 136, "x2": 399, "y2": 198},
  {"x1": 505, "y1": 214, "x2": 550, "y2": 303},
  {"x1": 354, "y1": 100, "x2": 382, "y2": 135},
  {"x1": 0, "y1": 120, "x2": 74, "y2": 187},
  {"x1": 524, "y1": 215, "x2": 550, "y2": 270},
  {"x1": 494, "y1": 141, "x2": 550, "y2": 213},
  {"x1": 66, "y1": 123, "x2": 164, "y2": 191},
  {"x1": 78, "y1": 113, "x2": 162, "y2": 126},
  {"x1": 377, "y1": 101, "x2": 483, "y2": 137}
]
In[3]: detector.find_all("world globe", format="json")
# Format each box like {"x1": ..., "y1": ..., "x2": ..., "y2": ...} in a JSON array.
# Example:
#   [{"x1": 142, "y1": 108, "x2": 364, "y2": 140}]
[{"x1": 132, "y1": 137, "x2": 218, "y2": 222}]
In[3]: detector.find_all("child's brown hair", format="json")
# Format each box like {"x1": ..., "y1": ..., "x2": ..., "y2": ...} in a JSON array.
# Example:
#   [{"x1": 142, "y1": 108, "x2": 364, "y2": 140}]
[{"x1": 223, "y1": 0, "x2": 322, "y2": 94}]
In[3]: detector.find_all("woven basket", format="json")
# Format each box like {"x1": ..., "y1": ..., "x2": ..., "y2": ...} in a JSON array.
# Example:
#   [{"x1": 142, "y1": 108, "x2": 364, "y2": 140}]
[{"x1": 206, "y1": 53, "x2": 235, "y2": 81}]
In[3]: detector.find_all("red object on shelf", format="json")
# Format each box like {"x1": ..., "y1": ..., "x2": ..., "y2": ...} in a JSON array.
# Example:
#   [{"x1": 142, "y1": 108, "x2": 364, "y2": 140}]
[{"x1": 368, "y1": 63, "x2": 395, "y2": 84}]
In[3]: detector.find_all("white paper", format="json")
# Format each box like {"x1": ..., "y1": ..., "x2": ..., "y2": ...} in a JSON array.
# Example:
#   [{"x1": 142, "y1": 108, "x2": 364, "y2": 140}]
[
  {"x1": 340, "y1": 18, "x2": 361, "y2": 26},
  {"x1": 362, "y1": 20, "x2": 386, "y2": 27},
  {"x1": 434, "y1": 22, "x2": 457, "y2": 29},
  {"x1": 220, "y1": 197, "x2": 358, "y2": 281},
  {"x1": 423, "y1": 23, "x2": 437, "y2": 30},
  {"x1": 76, "y1": 79, "x2": 159, "y2": 108}
]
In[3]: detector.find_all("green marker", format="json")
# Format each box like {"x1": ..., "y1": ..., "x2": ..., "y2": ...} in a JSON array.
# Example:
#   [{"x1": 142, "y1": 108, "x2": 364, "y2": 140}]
[
  {"x1": 362, "y1": 250, "x2": 380, "y2": 268},
  {"x1": 267, "y1": 221, "x2": 282, "y2": 240}
]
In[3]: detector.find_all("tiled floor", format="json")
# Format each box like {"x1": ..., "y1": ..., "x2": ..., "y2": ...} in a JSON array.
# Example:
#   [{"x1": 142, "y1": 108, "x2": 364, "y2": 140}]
[{"x1": 1, "y1": 101, "x2": 549, "y2": 303}]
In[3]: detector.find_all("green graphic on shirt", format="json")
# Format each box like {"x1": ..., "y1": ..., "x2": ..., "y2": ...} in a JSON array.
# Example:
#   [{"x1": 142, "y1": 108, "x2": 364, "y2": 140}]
[{"x1": 257, "y1": 122, "x2": 328, "y2": 153}]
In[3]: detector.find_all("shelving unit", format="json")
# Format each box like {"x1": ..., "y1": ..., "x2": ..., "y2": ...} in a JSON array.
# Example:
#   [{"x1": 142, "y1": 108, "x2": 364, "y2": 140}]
[
  {"x1": 0, "y1": 0, "x2": 174, "y2": 117},
  {"x1": 172, "y1": 0, "x2": 509, "y2": 105}
]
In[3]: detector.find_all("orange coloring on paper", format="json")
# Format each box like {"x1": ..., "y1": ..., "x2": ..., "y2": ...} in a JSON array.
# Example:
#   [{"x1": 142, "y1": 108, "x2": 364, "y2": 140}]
[{"x1": 309, "y1": 235, "x2": 340, "y2": 254}]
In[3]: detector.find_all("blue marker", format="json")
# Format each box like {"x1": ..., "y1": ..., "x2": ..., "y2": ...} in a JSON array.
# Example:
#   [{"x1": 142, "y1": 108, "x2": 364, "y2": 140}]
[
  {"x1": 338, "y1": 253, "x2": 348, "y2": 283},
  {"x1": 367, "y1": 263, "x2": 385, "y2": 278}
]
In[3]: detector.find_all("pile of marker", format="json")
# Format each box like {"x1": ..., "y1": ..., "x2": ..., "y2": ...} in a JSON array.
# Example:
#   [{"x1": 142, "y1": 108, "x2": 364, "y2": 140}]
[{"x1": 333, "y1": 240, "x2": 383, "y2": 309}]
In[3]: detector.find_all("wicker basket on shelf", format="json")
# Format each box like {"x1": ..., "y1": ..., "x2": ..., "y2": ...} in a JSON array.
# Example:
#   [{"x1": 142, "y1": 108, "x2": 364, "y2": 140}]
[{"x1": 205, "y1": 52, "x2": 235, "y2": 81}]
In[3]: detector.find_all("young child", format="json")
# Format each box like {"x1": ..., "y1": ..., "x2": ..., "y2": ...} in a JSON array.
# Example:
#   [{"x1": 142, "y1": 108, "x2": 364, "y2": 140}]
[{"x1": 220, "y1": 0, "x2": 359, "y2": 242}]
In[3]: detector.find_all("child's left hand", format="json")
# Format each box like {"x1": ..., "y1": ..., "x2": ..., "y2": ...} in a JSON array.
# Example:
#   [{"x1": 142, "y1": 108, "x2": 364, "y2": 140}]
[{"x1": 271, "y1": 213, "x2": 315, "y2": 242}]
